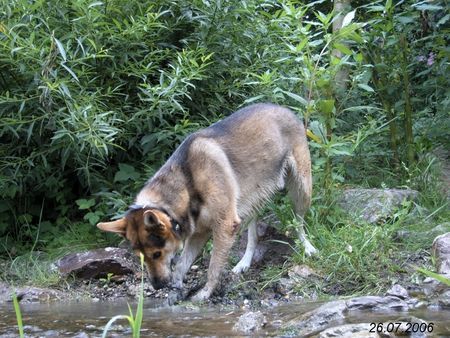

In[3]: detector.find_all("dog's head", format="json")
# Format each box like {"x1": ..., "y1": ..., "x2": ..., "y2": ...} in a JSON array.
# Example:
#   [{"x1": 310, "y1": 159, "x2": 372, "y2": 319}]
[{"x1": 97, "y1": 207, "x2": 182, "y2": 289}]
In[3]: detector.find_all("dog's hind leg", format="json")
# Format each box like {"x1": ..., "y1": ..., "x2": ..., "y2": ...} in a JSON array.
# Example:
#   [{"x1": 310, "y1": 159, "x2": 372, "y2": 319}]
[
  {"x1": 232, "y1": 216, "x2": 258, "y2": 274},
  {"x1": 286, "y1": 139, "x2": 317, "y2": 256},
  {"x1": 171, "y1": 231, "x2": 210, "y2": 289}
]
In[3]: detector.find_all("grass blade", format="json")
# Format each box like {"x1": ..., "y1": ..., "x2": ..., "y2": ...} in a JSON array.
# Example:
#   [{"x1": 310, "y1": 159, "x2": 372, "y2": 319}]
[
  {"x1": 101, "y1": 315, "x2": 132, "y2": 338},
  {"x1": 415, "y1": 267, "x2": 450, "y2": 286},
  {"x1": 12, "y1": 292, "x2": 24, "y2": 338}
]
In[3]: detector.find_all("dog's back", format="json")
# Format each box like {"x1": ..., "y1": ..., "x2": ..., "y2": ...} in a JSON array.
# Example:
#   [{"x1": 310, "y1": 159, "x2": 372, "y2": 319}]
[{"x1": 195, "y1": 103, "x2": 311, "y2": 218}]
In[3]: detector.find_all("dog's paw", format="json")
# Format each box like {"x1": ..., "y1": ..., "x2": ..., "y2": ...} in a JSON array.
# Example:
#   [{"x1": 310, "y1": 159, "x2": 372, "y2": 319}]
[
  {"x1": 167, "y1": 289, "x2": 183, "y2": 305},
  {"x1": 304, "y1": 242, "x2": 318, "y2": 256},
  {"x1": 232, "y1": 261, "x2": 250, "y2": 274},
  {"x1": 190, "y1": 288, "x2": 211, "y2": 303}
]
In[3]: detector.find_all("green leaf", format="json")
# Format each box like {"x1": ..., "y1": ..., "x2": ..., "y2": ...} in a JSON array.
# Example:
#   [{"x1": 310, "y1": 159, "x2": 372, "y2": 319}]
[
  {"x1": 296, "y1": 39, "x2": 308, "y2": 52},
  {"x1": 114, "y1": 163, "x2": 140, "y2": 182},
  {"x1": 282, "y1": 91, "x2": 308, "y2": 106},
  {"x1": 61, "y1": 63, "x2": 79, "y2": 83},
  {"x1": 342, "y1": 10, "x2": 356, "y2": 28},
  {"x1": 385, "y1": 0, "x2": 392, "y2": 12},
  {"x1": 84, "y1": 212, "x2": 100, "y2": 225},
  {"x1": 76, "y1": 198, "x2": 96, "y2": 210},
  {"x1": 416, "y1": 267, "x2": 450, "y2": 286},
  {"x1": 437, "y1": 14, "x2": 450, "y2": 26},
  {"x1": 317, "y1": 99, "x2": 335, "y2": 114},
  {"x1": 412, "y1": 4, "x2": 443, "y2": 11},
  {"x1": 357, "y1": 84, "x2": 375, "y2": 92},
  {"x1": 334, "y1": 43, "x2": 352, "y2": 55},
  {"x1": 397, "y1": 16, "x2": 415, "y2": 24},
  {"x1": 54, "y1": 37, "x2": 67, "y2": 62},
  {"x1": 355, "y1": 53, "x2": 363, "y2": 62}
]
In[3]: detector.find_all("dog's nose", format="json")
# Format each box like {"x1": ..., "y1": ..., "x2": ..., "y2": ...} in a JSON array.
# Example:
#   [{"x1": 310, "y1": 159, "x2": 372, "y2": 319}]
[{"x1": 152, "y1": 277, "x2": 168, "y2": 290}]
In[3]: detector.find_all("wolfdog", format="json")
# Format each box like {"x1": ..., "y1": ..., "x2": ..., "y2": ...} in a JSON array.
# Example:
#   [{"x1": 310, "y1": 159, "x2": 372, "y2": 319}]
[{"x1": 97, "y1": 103, "x2": 315, "y2": 301}]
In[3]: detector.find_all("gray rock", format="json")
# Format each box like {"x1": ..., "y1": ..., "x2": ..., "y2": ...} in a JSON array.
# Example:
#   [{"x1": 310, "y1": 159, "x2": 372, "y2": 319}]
[
  {"x1": 339, "y1": 188, "x2": 418, "y2": 223},
  {"x1": 318, "y1": 323, "x2": 378, "y2": 337},
  {"x1": 276, "y1": 277, "x2": 298, "y2": 295},
  {"x1": 232, "y1": 311, "x2": 267, "y2": 333},
  {"x1": 396, "y1": 222, "x2": 450, "y2": 241},
  {"x1": 288, "y1": 264, "x2": 319, "y2": 279},
  {"x1": 283, "y1": 295, "x2": 419, "y2": 337},
  {"x1": 284, "y1": 300, "x2": 347, "y2": 336},
  {"x1": 438, "y1": 290, "x2": 450, "y2": 308},
  {"x1": 421, "y1": 273, "x2": 450, "y2": 297},
  {"x1": 386, "y1": 284, "x2": 409, "y2": 299},
  {"x1": 56, "y1": 247, "x2": 139, "y2": 279},
  {"x1": 382, "y1": 317, "x2": 429, "y2": 338},
  {"x1": 346, "y1": 295, "x2": 408, "y2": 311},
  {"x1": 432, "y1": 232, "x2": 450, "y2": 274},
  {"x1": 0, "y1": 283, "x2": 63, "y2": 303}
]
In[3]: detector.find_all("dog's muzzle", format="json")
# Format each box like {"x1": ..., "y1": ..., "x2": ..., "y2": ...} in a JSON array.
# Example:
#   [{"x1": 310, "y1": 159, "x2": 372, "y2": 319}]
[{"x1": 152, "y1": 277, "x2": 169, "y2": 290}]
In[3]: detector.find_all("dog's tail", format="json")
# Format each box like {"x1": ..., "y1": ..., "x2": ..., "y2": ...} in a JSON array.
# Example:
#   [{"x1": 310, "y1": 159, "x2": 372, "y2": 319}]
[
  {"x1": 286, "y1": 132, "x2": 312, "y2": 218},
  {"x1": 285, "y1": 130, "x2": 317, "y2": 255}
]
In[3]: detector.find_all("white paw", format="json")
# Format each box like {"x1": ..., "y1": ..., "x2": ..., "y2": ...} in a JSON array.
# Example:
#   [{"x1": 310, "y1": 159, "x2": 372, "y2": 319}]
[
  {"x1": 232, "y1": 261, "x2": 250, "y2": 274},
  {"x1": 304, "y1": 242, "x2": 318, "y2": 256}
]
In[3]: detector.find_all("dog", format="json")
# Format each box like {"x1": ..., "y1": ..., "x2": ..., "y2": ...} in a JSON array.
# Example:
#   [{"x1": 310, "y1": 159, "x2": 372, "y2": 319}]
[{"x1": 97, "y1": 103, "x2": 316, "y2": 301}]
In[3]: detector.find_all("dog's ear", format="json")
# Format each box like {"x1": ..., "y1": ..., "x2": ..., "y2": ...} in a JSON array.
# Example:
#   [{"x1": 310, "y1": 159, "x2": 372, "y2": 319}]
[
  {"x1": 97, "y1": 218, "x2": 127, "y2": 236},
  {"x1": 143, "y1": 209, "x2": 162, "y2": 229}
]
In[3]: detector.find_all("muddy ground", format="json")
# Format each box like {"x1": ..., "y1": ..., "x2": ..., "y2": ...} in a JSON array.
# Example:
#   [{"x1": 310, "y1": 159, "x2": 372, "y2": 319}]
[
  {"x1": 44, "y1": 223, "x2": 435, "y2": 309},
  {"x1": 65, "y1": 225, "x2": 301, "y2": 307}
]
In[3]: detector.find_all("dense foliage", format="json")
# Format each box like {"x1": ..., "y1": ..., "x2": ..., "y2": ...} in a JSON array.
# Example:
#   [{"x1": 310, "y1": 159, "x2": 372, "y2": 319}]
[{"x1": 0, "y1": 0, "x2": 448, "y2": 257}]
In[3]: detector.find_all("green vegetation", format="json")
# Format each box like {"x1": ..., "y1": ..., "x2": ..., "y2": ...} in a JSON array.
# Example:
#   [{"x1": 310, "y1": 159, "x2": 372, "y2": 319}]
[
  {"x1": 260, "y1": 184, "x2": 449, "y2": 298},
  {"x1": 102, "y1": 253, "x2": 145, "y2": 338},
  {"x1": 416, "y1": 267, "x2": 450, "y2": 287},
  {"x1": 0, "y1": 0, "x2": 448, "y2": 300},
  {"x1": 12, "y1": 292, "x2": 24, "y2": 338}
]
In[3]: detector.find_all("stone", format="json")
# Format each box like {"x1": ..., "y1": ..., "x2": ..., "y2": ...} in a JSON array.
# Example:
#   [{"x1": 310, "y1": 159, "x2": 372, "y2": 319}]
[
  {"x1": 432, "y1": 232, "x2": 450, "y2": 274},
  {"x1": 288, "y1": 264, "x2": 319, "y2": 279},
  {"x1": 346, "y1": 295, "x2": 408, "y2": 311},
  {"x1": 283, "y1": 295, "x2": 423, "y2": 337},
  {"x1": 56, "y1": 247, "x2": 139, "y2": 279},
  {"x1": 0, "y1": 283, "x2": 63, "y2": 303},
  {"x1": 318, "y1": 323, "x2": 378, "y2": 338},
  {"x1": 276, "y1": 277, "x2": 297, "y2": 295},
  {"x1": 284, "y1": 300, "x2": 347, "y2": 336},
  {"x1": 382, "y1": 317, "x2": 429, "y2": 338},
  {"x1": 339, "y1": 188, "x2": 418, "y2": 224},
  {"x1": 386, "y1": 284, "x2": 409, "y2": 299},
  {"x1": 438, "y1": 290, "x2": 450, "y2": 308},
  {"x1": 232, "y1": 311, "x2": 267, "y2": 333},
  {"x1": 396, "y1": 222, "x2": 450, "y2": 241}
]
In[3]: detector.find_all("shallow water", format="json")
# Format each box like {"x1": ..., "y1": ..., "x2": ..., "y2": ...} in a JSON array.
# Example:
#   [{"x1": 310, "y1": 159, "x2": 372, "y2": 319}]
[{"x1": 0, "y1": 299, "x2": 449, "y2": 337}]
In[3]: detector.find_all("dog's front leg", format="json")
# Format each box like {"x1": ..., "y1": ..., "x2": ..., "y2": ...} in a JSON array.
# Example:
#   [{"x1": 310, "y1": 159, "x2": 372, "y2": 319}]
[
  {"x1": 191, "y1": 223, "x2": 238, "y2": 302},
  {"x1": 171, "y1": 231, "x2": 210, "y2": 289}
]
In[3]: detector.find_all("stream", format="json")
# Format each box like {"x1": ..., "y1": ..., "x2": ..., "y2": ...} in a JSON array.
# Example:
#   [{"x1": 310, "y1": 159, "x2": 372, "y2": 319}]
[{"x1": 1, "y1": 299, "x2": 449, "y2": 337}]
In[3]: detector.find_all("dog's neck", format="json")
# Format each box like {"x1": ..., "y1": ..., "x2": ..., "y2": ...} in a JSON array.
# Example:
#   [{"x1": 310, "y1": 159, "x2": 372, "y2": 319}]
[{"x1": 134, "y1": 167, "x2": 194, "y2": 239}]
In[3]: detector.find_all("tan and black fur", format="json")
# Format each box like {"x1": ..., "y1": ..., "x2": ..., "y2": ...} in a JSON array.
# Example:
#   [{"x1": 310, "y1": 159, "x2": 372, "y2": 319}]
[{"x1": 97, "y1": 103, "x2": 315, "y2": 301}]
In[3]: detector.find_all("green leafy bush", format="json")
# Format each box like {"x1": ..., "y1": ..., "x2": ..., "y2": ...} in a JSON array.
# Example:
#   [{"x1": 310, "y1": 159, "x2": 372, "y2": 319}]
[{"x1": 0, "y1": 0, "x2": 448, "y2": 260}]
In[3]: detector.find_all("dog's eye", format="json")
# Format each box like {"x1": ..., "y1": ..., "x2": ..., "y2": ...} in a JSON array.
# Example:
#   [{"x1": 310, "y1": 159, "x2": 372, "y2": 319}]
[{"x1": 152, "y1": 251, "x2": 161, "y2": 260}]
